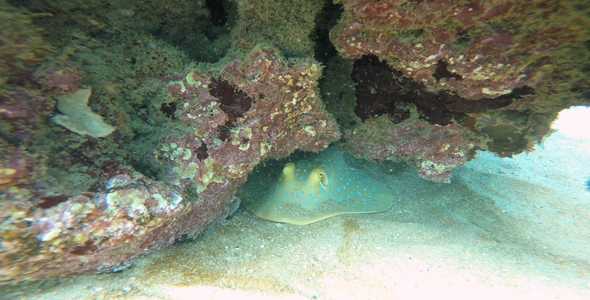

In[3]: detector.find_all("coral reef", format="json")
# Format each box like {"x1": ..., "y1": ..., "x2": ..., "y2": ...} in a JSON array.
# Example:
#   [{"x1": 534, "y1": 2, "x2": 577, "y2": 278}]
[
  {"x1": 336, "y1": 54, "x2": 511, "y2": 182},
  {"x1": 0, "y1": 0, "x2": 49, "y2": 87},
  {"x1": 2, "y1": 0, "x2": 590, "y2": 286},
  {"x1": 231, "y1": 0, "x2": 324, "y2": 58},
  {"x1": 327, "y1": 0, "x2": 590, "y2": 176},
  {"x1": 2, "y1": 169, "x2": 242, "y2": 283},
  {"x1": 159, "y1": 45, "x2": 340, "y2": 192},
  {"x1": 330, "y1": 0, "x2": 587, "y2": 100},
  {"x1": 0, "y1": 88, "x2": 53, "y2": 143},
  {"x1": 34, "y1": 67, "x2": 82, "y2": 94},
  {"x1": 0, "y1": 43, "x2": 338, "y2": 284},
  {"x1": 350, "y1": 55, "x2": 533, "y2": 126},
  {"x1": 0, "y1": 0, "x2": 53, "y2": 144},
  {"x1": 0, "y1": 0, "x2": 341, "y2": 284},
  {"x1": 340, "y1": 114, "x2": 482, "y2": 183}
]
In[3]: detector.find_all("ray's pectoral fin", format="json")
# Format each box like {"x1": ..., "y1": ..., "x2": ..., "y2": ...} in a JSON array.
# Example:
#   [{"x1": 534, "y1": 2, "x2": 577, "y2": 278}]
[{"x1": 241, "y1": 147, "x2": 395, "y2": 225}]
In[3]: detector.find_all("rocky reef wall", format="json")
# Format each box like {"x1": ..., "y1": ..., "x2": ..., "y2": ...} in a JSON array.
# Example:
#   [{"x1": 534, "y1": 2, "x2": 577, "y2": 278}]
[
  {"x1": 1, "y1": 0, "x2": 590, "y2": 284},
  {"x1": 0, "y1": 0, "x2": 338, "y2": 284},
  {"x1": 326, "y1": 0, "x2": 590, "y2": 181}
]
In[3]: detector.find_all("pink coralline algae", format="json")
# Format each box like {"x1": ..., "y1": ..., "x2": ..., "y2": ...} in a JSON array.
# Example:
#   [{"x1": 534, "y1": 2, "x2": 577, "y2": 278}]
[
  {"x1": 1, "y1": 172, "x2": 222, "y2": 283},
  {"x1": 340, "y1": 54, "x2": 513, "y2": 182},
  {"x1": 159, "y1": 46, "x2": 340, "y2": 193},
  {"x1": 330, "y1": 0, "x2": 580, "y2": 100},
  {"x1": 0, "y1": 46, "x2": 339, "y2": 284},
  {"x1": 0, "y1": 89, "x2": 53, "y2": 142},
  {"x1": 0, "y1": 147, "x2": 29, "y2": 190},
  {"x1": 341, "y1": 116, "x2": 481, "y2": 183},
  {"x1": 34, "y1": 68, "x2": 82, "y2": 94},
  {"x1": 329, "y1": 0, "x2": 589, "y2": 176}
]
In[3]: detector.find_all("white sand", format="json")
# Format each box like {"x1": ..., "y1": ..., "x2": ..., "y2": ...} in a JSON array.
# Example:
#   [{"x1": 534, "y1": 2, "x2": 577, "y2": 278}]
[{"x1": 4, "y1": 106, "x2": 590, "y2": 299}]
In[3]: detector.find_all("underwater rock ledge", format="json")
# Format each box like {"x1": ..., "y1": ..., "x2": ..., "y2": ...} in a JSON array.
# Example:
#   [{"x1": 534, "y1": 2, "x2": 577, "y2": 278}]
[
  {"x1": 0, "y1": 46, "x2": 339, "y2": 285},
  {"x1": 2, "y1": 0, "x2": 590, "y2": 286}
]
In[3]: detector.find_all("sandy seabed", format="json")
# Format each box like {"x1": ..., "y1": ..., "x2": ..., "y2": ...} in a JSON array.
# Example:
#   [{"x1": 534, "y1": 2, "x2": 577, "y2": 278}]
[{"x1": 4, "y1": 107, "x2": 590, "y2": 300}]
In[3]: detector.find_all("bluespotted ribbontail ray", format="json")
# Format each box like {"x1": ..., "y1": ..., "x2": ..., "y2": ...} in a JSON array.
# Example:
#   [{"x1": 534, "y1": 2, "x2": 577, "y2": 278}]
[{"x1": 241, "y1": 147, "x2": 394, "y2": 225}]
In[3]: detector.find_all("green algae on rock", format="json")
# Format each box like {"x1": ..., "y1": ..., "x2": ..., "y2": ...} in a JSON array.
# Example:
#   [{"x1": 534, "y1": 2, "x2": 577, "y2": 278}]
[{"x1": 241, "y1": 147, "x2": 394, "y2": 225}]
